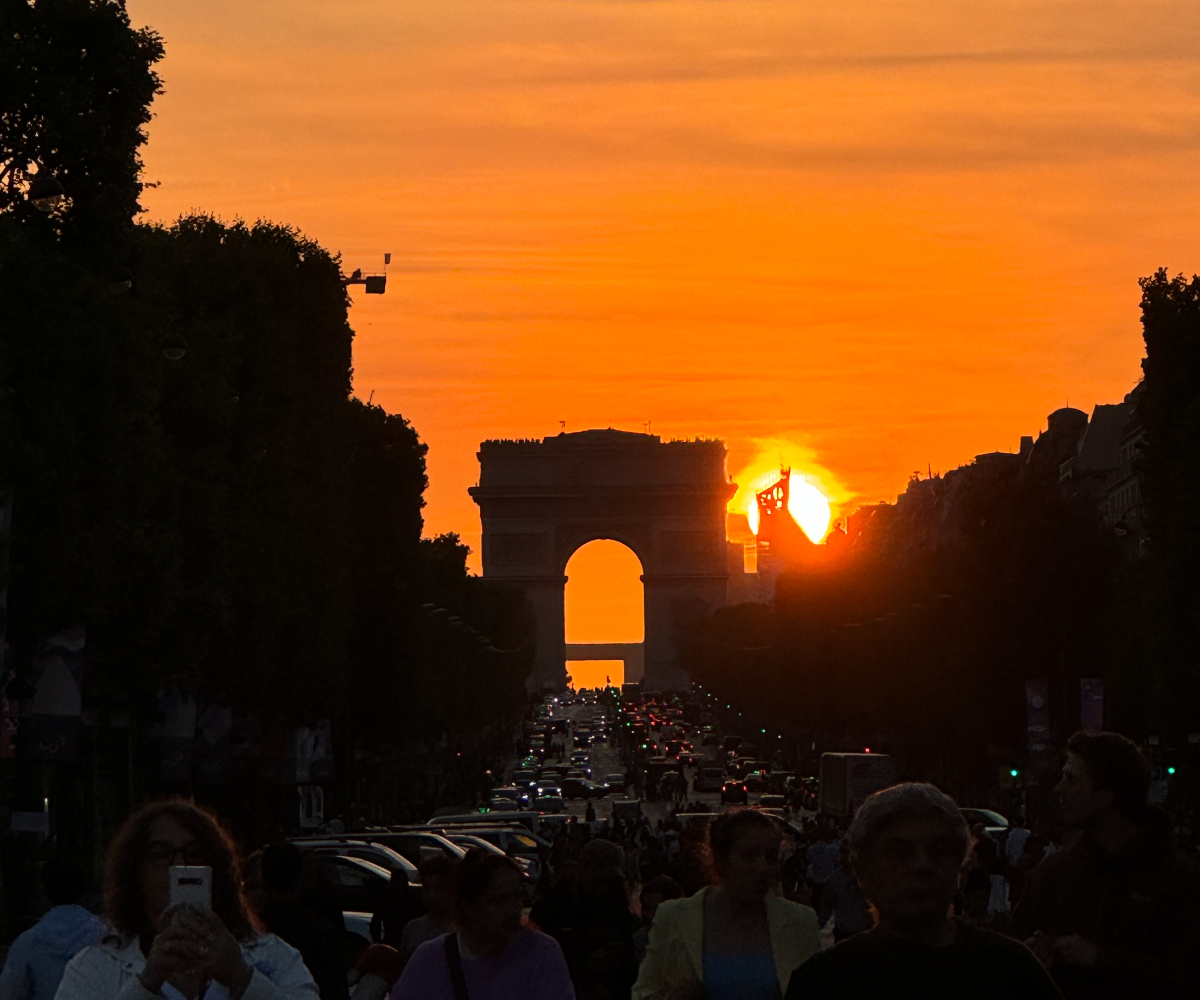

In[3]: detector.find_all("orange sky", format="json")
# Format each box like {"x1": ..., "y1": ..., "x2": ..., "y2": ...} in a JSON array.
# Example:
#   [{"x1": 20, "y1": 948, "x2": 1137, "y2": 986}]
[{"x1": 129, "y1": 0, "x2": 1200, "y2": 638}]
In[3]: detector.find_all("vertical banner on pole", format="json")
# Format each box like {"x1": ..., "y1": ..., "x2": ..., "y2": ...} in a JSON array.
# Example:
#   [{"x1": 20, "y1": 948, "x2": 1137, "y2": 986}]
[
  {"x1": 1080, "y1": 679, "x2": 1104, "y2": 732},
  {"x1": 0, "y1": 490, "x2": 11, "y2": 679},
  {"x1": 154, "y1": 686, "x2": 197, "y2": 781},
  {"x1": 1025, "y1": 679, "x2": 1050, "y2": 759},
  {"x1": 196, "y1": 705, "x2": 232, "y2": 784},
  {"x1": 0, "y1": 492, "x2": 13, "y2": 759},
  {"x1": 26, "y1": 627, "x2": 85, "y2": 762}
]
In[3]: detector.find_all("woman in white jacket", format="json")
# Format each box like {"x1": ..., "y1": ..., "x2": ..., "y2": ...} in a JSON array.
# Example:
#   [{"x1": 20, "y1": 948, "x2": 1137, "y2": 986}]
[{"x1": 55, "y1": 799, "x2": 318, "y2": 1000}]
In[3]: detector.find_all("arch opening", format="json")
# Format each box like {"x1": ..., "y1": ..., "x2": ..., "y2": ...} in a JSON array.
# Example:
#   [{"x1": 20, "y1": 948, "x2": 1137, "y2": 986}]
[{"x1": 564, "y1": 539, "x2": 644, "y2": 689}]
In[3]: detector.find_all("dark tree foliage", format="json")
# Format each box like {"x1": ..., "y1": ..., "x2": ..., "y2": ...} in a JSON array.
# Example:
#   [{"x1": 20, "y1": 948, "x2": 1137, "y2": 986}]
[
  {"x1": 0, "y1": 0, "x2": 163, "y2": 240},
  {"x1": 0, "y1": 0, "x2": 531, "y2": 758},
  {"x1": 1136, "y1": 269, "x2": 1200, "y2": 733}
]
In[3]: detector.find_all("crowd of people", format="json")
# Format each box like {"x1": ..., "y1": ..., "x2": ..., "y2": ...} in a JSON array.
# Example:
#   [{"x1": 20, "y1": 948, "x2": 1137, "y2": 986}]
[{"x1": 2, "y1": 730, "x2": 1198, "y2": 999}]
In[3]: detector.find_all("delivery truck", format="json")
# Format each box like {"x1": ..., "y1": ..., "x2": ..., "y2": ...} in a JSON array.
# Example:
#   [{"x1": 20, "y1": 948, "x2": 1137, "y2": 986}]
[{"x1": 819, "y1": 752, "x2": 896, "y2": 817}]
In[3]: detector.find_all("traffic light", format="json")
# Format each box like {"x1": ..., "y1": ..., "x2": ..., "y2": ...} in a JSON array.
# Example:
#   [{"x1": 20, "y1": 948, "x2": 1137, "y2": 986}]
[{"x1": 1010, "y1": 768, "x2": 1020, "y2": 778}]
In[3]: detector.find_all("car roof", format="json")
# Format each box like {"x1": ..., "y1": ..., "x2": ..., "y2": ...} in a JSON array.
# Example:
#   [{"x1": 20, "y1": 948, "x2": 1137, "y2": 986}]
[{"x1": 312, "y1": 853, "x2": 392, "y2": 880}]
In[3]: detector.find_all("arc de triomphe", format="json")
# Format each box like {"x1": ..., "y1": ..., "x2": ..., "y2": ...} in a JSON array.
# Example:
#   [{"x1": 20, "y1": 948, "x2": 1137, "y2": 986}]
[{"x1": 470, "y1": 430, "x2": 736, "y2": 690}]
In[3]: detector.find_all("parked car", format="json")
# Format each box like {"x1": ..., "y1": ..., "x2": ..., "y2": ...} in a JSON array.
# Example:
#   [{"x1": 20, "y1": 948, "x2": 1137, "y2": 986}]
[
  {"x1": 305, "y1": 854, "x2": 392, "y2": 917},
  {"x1": 960, "y1": 808, "x2": 1009, "y2": 836},
  {"x1": 721, "y1": 781, "x2": 749, "y2": 804},
  {"x1": 289, "y1": 838, "x2": 420, "y2": 886},
  {"x1": 434, "y1": 825, "x2": 550, "y2": 860},
  {"x1": 442, "y1": 834, "x2": 534, "y2": 878},
  {"x1": 360, "y1": 830, "x2": 467, "y2": 866}
]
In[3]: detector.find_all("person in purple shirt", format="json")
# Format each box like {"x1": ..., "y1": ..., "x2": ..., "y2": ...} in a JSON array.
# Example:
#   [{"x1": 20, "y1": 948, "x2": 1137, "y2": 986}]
[{"x1": 392, "y1": 850, "x2": 574, "y2": 1000}]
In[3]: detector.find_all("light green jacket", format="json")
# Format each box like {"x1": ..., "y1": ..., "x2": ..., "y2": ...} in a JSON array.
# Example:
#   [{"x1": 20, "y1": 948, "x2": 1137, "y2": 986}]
[{"x1": 631, "y1": 886, "x2": 820, "y2": 999}]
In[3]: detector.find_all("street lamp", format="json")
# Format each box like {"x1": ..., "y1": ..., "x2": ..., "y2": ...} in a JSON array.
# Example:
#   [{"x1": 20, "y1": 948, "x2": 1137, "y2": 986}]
[
  {"x1": 161, "y1": 333, "x2": 188, "y2": 361},
  {"x1": 109, "y1": 266, "x2": 133, "y2": 295},
  {"x1": 28, "y1": 174, "x2": 65, "y2": 212}
]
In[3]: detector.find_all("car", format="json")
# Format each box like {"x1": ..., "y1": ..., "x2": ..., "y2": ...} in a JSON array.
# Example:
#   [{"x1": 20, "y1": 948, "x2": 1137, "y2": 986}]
[
  {"x1": 612, "y1": 799, "x2": 643, "y2": 820},
  {"x1": 534, "y1": 794, "x2": 566, "y2": 814},
  {"x1": 305, "y1": 854, "x2": 392, "y2": 916},
  {"x1": 442, "y1": 833, "x2": 535, "y2": 878},
  {"x1": 491, "y1": 785, "x2": 532, "y2": 808},
  {"x1": 357, "y1": 830, "x2": 467, "y2": 866},
  {"x1": 534, "y1": 781, "x2": 563, "y2": 799},
  {"x1": 561, "y1": 778, "x2": 607, "y2": 799},
  {"x1": 744, "y1": 770, "x2": 770, "y2": 792},
  {"x1": 693, "y1": 767, "x2": 725, "y2": 793},
  {"x1": 433, "y1": 825, "x2": 550, "y2": 859},
  {"x1": 679, "y1": 752, "x2": 702, "y2": 768},
  {"x1": 721, "y1": 781, "x2": 749, "y2": 804},
  {"x1": 759, "y1": 794, "x2": 787, "y2": 810},
  {"x1": 602, "y1": 773, "x2": 627, "y2": 795},
  {"x1": 960, "y1": 808, "x2": 1009, "y2": 836},
  {"x1": 511, "y1": 769, "x2": 538, "y2": 789},
  {"x1": 289, "y1": 839, "x2": 420, "y2": 885}
]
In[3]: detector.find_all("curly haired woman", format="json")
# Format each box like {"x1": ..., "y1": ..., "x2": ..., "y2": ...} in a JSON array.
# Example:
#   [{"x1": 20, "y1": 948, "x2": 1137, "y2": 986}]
[{"x1": 55, "y1": 799, "x2": 318, "y2": 1000}]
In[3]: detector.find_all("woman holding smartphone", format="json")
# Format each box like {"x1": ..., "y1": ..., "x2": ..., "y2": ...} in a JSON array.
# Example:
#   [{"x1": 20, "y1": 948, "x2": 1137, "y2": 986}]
[{"x1": 56, "y1": 799, "x2": 318, "y2": 1000}]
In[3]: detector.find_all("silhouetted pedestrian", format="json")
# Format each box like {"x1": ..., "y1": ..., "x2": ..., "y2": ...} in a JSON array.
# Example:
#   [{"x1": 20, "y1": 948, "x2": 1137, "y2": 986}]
[
  {"x1": 253, "y1": 842, "x2": 350, "y2": 1000},
  {"x1": 785, "y1": 783, "x2": 1061, "y2": 1000},
  {"x1": 0, "y1": 855, "x2": 103, "y2": 1000},
  {"x1": 1013, "y1": 731, "x2": 1200, "y2": 999}
]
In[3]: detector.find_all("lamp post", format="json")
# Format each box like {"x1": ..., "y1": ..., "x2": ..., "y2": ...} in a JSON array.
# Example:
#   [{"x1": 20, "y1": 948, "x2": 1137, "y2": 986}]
[{"x1": 27, "y1": 174, "x2": 65, "y2": 212}]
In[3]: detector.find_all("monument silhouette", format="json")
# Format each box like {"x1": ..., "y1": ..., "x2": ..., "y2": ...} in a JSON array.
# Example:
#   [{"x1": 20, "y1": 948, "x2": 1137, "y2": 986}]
[{"x1": 470, "y1": 429, "x2": 736, "y2": 690}]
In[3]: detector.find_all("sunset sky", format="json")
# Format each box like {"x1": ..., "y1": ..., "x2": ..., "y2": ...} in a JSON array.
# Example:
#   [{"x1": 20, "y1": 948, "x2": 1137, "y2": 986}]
[{"x1": 129, "y1": 0, "x2": 1200, "y2": 656}]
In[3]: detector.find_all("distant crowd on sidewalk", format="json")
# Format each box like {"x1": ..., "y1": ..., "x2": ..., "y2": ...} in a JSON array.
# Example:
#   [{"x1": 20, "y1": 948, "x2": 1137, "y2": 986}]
[{"x1": 3, "y1": 730, "x2": 1198, "y2": 1000}]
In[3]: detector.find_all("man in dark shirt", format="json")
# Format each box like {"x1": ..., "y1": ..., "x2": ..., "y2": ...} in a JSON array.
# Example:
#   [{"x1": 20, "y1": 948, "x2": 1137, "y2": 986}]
[
  {"x1": 1012, "y1": 731, "x2": 1200, "y2": 1000},
  {"x1": 786, "y1": 782, "x2": 1061, "y2": 1000},
  {"x1": 254, "y1": 842, "x2": 350, "y2": 1000},
  {"x1": 530, "y1": 838, "x2": 639, "y2": 1000}
]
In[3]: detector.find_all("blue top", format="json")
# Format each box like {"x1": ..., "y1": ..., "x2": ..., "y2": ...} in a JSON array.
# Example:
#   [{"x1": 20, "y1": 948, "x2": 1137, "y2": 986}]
[
  {"x1": 0, "y1": 904, "x2": 104, "y2": 1000},
  {"x1": 702, "y1": 951, "x2": 781, "y2": 1000}
]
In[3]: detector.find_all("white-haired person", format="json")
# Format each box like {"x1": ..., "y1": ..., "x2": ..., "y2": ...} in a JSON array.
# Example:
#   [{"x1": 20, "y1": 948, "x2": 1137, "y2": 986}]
[{"x1": 784, "y1": 783, "x2": 1062, "y2": 999}]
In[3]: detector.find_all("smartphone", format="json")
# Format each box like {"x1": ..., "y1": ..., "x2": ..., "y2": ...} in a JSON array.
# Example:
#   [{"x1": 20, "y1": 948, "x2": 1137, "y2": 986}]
[{"x1": 168, "y1": 865, "x2": 213, "y2": 909}]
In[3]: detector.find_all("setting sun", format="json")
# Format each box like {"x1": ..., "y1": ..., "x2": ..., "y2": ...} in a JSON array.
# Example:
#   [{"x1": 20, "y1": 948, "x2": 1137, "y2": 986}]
[
  {"x1": 789, "y1": 476, "x2": 833, "y2": 543},
  {"x1": 745, "y1": 470, "x2": 832, "y2": 543}
]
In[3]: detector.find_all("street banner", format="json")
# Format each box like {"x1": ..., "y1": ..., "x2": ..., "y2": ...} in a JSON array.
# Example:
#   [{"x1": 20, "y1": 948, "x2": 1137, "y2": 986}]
[
  {"x1": 1025, "y1": 679, "x2": 1050, "y2": 756},
  {"x1": 1, "y1": 692, "x2": 16, "y2": 759},
  {"x1": 25, "y1": 627, "x2": 85, "y2": 762},
  {"x1": 291, "y1": 720, "x2": 333, "y2": 783},
  {"x1": 259, "y1": 721, "x2": 288, "y2": 782},
  {"x1": 1080, "y1": 678, "x2": 1104, "y2": 732},
  {"x1": 1, "y1": 495, "x2": 15, "y2": 759},
  {"x1": 196, "y1": 704, "x2": 232, "y2": 784},
  {"x1": 0, "y1": 490, "x2": 11, "y2": 679},
  {"x1": 312, "y1": 719, "x2": 334, "y2": 780},
  {"x1": 154, "y1": 685, "x2": 197, "y2": 781}
]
